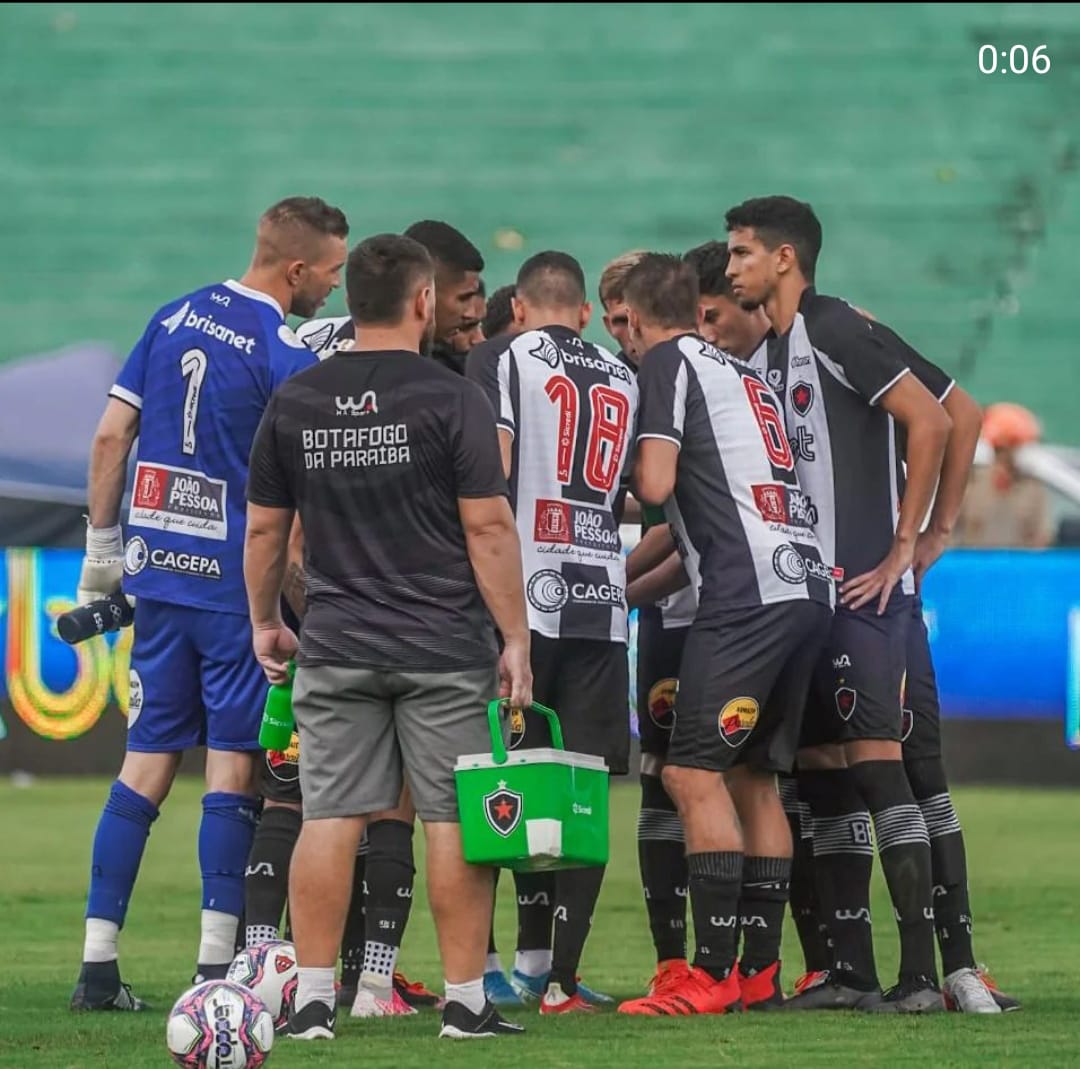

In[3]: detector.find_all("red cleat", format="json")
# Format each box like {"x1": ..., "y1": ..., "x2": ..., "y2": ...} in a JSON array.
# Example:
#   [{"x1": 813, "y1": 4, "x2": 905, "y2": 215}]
[
  {"x1": 618, "y1": 966, "x2": 741, "y2": 1016},
  {"x1": 976, "y1": 967, "x2": 1020, "y2": 1012},
  {"x1": 392, "y1": 971, "x2": 443, "y2": 1009},
  {"x1": 739, "y1": 961, "x2": 784, "y2": 1011},
  {"x1": 539, "y1": 982, "x2": 597, "y2": 1015},
  {"x1": 647, "y1": 959, "x2": 692, "y2": 997},
  {"x1": 793, "y1": 969, "x2": 829, "y2": 996}
]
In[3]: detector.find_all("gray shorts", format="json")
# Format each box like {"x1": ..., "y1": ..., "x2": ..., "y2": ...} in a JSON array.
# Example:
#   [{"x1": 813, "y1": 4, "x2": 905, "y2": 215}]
[{"x1": 293, "y1": 663, "x2": 500, "y2": 822}]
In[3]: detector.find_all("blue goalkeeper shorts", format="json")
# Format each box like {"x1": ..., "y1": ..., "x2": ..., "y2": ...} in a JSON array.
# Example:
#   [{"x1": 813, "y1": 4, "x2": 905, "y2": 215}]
[{"x1": 126, "y1": 597, "x2": 267, "y2": 753}]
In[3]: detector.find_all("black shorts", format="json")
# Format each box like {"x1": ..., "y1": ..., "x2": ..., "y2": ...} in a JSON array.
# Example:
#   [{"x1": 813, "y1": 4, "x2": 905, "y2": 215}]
[
  {"x1": 636, "y1": 609, "x2": 690, "y2": 759},
  {"x1": 669, "y1": 600, "x2": 831, "y2": 774},
  {"x1": 800, "y1": 596, "x2": 912, "y2": 747},
  {"x1": 901, "y1": 595, "x2": 941, "y2": 761},
  {"x1": 513, "y1": 633, "x2": 630, "y2": 775},
  {"x1": 257, "y1": 730, "x2": 302, "y2": 805}
]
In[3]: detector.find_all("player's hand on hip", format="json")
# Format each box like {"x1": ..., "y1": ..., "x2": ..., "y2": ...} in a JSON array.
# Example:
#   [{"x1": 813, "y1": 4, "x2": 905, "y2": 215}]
[
  {"x1": 839, "y1": 537, "x2": 915, "y2": 615},
  {"x1": 498, "y1": 634, "x2": 533, "y2": 711},
  {"x1": 253, "y1": 623, "x2": 299, "y2": 685},
  {"x1": 77, "y1": 524, "x2": 124, "y2": 605},
  {"x1": 912, "y1": 528, "x2": 948, "y2": 593}
]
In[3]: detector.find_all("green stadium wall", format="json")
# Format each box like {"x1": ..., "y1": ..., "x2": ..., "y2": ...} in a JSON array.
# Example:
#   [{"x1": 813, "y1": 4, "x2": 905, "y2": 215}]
[{"x1": 3, "y1": 3, "x2": 1079, "y2": 439}]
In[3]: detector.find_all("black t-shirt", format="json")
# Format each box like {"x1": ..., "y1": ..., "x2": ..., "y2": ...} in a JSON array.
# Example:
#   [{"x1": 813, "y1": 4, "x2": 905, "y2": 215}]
[{"x1": 247, "y1": 350, "x2": 508, "y2": 671}]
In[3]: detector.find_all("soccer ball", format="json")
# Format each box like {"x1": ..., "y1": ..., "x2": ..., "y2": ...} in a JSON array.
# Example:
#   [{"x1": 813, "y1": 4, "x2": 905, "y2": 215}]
[
  {"x1": 166, "y1": 979, "x2": 274, "y2": 1069},
  {"x1": 227, "y1": 940, "x2": 298, "y2": 1030}
]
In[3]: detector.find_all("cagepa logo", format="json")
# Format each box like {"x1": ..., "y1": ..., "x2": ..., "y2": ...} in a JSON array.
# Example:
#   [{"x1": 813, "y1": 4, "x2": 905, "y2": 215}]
[
  {"x1": 124, "y1": 536, "x2": 149, "y2": 575},
  {"x1": 527, "y1": 570, "x2": 624, "y2": 612},
  {"x1": 149, "y1": 549, "x2": 221, "y2": 579},
  {"x1": 527, "y1": 570, "x2": 569, "y2": 612},
  {"x1": 772, "y1": 544, "x2": 807, "y2": 584}
]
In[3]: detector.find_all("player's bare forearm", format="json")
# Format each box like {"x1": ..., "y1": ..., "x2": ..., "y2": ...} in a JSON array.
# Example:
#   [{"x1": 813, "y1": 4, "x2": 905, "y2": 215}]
[
  {"x1": 87, "y1": 399, "x2": 140, "y2": 528},
  {"x1": 929, "y1": 385, "x2": 981, "y2": 537},
  {"x1": 628, "y1": 551, "x2": 689, "y2": 609},
  {"x1": 497, "y1": 428, "x2": 514, "y2": 481},
  {"x1": 898, "y1": 418, "x2": 950, "y2": 544},
  {"x1": 880, "y1": 375, "x2": 951, "y2": 545},
  {"x1": 245, "y1": 504, "x2": 293, "y2": 629},
  {"x1": 461, "y1": 496, "x2": 530, "y2": 643},
  {"x1": 627, "y1": 524, "x2": 676, "y2": 583},
  {"x1": 633, "y1": 439, "x2": 678, "y2": 506}
]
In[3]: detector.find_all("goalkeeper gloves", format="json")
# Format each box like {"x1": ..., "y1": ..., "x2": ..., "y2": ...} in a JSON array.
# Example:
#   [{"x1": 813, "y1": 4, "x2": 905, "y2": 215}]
[{"x1": 77, "y1": 523, "x2": 124, "y2": 605}]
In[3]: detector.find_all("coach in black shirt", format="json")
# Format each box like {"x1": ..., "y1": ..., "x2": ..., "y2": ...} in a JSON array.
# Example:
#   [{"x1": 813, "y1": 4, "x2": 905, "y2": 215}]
[{"x1": 244, "y1": 234, "x2": 531, "y2": 1041}]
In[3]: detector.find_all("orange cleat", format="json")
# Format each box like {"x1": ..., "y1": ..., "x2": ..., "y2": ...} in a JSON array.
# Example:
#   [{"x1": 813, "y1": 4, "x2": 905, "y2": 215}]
[
  {"x1": 739, "y1": 961, "x2": 784, "y2": 1011},
  {"x1": 618, "y1": 966, "x2": 741, "y2": 1016},
  {"x1": 647, "y1": 958, "x2": 692, "y2": 997}
]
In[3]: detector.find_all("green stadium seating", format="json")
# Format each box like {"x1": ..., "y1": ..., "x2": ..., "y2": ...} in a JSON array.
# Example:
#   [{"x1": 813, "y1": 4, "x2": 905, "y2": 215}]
[{"x1": 2, "y1": 3, "x2": 1077, "y2": 439}]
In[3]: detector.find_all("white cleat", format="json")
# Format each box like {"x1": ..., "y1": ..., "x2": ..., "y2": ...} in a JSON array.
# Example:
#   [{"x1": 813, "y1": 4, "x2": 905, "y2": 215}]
[
  {"x1": 943, "y1": 967, "x2": 1002, "y2": 1014},
  {"x1": 350, "y1": 984, "x2": 418, "y2": 1018}
]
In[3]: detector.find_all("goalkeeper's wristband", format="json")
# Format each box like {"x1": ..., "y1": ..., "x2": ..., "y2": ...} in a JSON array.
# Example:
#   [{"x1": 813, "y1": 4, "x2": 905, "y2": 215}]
[{"x1": 86, "y1": 523, "x2": 124, "y2": 560}]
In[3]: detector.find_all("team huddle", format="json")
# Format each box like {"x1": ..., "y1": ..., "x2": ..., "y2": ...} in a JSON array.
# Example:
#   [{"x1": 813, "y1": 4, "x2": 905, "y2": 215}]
[{"x1": 69, "y1": 193, "x2": 1017, "y2": 1046}]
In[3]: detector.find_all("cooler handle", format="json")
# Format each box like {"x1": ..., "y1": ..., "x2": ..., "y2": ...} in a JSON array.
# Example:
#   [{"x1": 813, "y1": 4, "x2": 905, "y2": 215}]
[{"x1": 486, "y1": 699, "x2": 565, "y2": 766}]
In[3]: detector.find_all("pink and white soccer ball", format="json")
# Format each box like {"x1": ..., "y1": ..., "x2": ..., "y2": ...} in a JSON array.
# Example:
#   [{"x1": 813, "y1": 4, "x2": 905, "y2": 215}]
[
  {"x1": 227, "y1": 940, "x2": 298, "y2": 1030},
  {"x1": 166, "y1": 979, "x2": 274, "y2": 1069}
]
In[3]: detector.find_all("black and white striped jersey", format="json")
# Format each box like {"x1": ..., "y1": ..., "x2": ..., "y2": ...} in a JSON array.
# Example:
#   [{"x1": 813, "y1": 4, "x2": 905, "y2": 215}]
[
  {"x1": 747, "y1": 289, "x2": 953, "y2": 597},
  {"x1": 295, "y1": 315, "x2": 354, "y2": 356},
  {"x1": 469, "y1": 325, "x2": 639, "y2": 644},
  {"x1": 636, "y1": 334, "x2": 833, "y2": 619}
]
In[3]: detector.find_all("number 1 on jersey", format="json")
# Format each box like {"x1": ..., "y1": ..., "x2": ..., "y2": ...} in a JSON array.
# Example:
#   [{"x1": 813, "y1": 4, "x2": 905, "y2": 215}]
[
  {"x1": 544, "y1": 375, "x2": 631, "y2": 493},
  {"x1": 180, "y1": 348, "x2": 208, "y2": 456}
]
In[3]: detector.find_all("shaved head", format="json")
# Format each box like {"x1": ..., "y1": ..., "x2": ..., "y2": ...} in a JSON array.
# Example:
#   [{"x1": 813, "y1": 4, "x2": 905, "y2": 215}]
[
  {"x1": 516, "y1": 251, "x2": 586, "y2": 309},
  {"x1": 253, "y1": 196, "x2": 349, "y2": 269}
]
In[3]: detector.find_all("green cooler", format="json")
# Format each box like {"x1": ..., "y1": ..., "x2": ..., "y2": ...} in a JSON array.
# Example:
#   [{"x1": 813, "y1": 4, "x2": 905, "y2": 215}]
[{"x1": 455, "y1": 700, "x2": 609, "y2": 872}]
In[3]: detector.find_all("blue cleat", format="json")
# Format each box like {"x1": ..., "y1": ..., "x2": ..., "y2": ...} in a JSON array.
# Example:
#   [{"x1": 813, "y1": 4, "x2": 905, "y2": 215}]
[
  {"x1": 484, "y1": 969, "x2": 524, "y2": 1007},
  {"x1": 509, "y1": 969, "x2": 613, "y2": 1006},
  {"x1": 509, "y1": 969, "x2": 546, "y2": 1003},
  {"x1": 576, "y1": 978, "x2": 614, "y2": 1006}
]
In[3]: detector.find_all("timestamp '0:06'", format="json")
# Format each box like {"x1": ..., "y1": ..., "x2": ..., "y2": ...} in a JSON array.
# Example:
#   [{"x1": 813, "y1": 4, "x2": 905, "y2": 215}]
[{"x1": 979, "y1": 44, "x2": 1050, "y2": 74}]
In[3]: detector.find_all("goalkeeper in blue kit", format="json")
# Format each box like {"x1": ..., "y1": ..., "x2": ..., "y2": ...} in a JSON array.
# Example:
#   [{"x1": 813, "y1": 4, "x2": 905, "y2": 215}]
[{"x1": 70, "y1": 197, "x2": 348, "y2": 1011}]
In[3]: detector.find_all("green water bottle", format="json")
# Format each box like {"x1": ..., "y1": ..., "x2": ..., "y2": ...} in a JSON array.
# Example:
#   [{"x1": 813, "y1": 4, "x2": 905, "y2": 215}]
[{"x1": 259, "y1": 662, "x2": 296, "y2": 751}]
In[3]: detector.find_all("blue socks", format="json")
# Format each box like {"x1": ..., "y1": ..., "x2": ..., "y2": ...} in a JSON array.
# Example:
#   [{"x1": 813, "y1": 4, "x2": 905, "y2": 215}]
[
  {"x1": 85, "y1": 780, "x2": 160, "y2": 927},
  {"x1": 199, "y1": 792, "x2": 259, "y2": 917}
]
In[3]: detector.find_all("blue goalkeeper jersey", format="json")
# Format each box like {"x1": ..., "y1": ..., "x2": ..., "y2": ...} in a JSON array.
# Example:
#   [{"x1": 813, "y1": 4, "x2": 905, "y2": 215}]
[{"x1": 111, "y1": 279, "x2": 316, "y2": 614}]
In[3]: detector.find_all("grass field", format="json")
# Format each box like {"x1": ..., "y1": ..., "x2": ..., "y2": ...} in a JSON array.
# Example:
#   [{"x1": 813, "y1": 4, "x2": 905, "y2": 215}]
[{"x1": 2, "y1": 778, "x2": 1076, "y2": 1068}]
